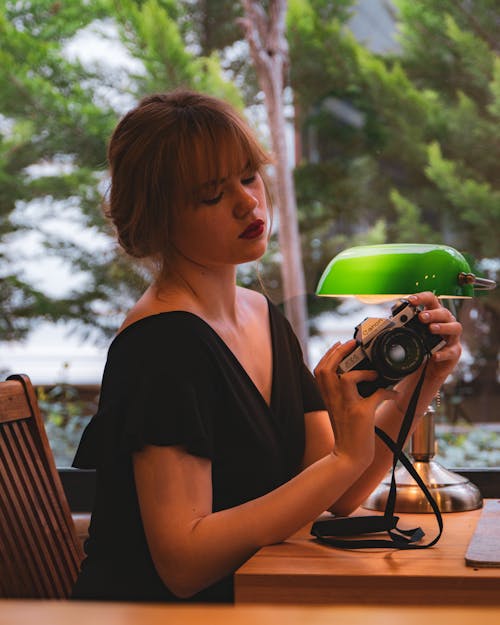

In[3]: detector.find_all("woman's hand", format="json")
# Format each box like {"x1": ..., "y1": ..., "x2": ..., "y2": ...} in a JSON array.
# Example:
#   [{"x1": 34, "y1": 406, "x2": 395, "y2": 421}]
[
  {"x1": 314, "y1": 340, "x2": 397, "y2": 468},
  {"x1": 391, "y1": 292, "x2": 463, "y2": 417},
  {"x1": 407, "y1": 291, "x2": 463, "y2": 384}
]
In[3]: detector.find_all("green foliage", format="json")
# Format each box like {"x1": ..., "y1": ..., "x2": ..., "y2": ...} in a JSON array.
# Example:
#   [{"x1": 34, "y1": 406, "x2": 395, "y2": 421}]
[
  {"x1": 288, "y1": 2, "x2": 499, "y2": 433},
  {"x1": 389, "y1": 189, "x2": 439, "y2": 243},
  {"x1": 425, "y1": 142, "x2": 500, "y2": 256},
  {"x1": 287, "y1": 0, "x2": 499, "y2": 296},
  {"x1": 0, "y1": 0, "x2": 244, "y2": 342},
  {"x1": 111, "y1": 0, "x2": 243, "y2": 105},
  {"x1": 395, "y1": 0, "x2": 498, "y2": 103},
  {"x1": 183, "y1": 0, "x2": 244, "y2": 55},
  {"x1": 488, "y1": 57, "x2": 500, "y2": 118},
  {"x1": 436, "y1": 426, "x2": 500, "y2": 468},
  {"x1": 0, "y1": 0, "x2": 120, "y2": 339},
  {"x1": 0, "y1": 0, "x2": 496, "y2": 466},
  {"x1": 1, "y1": 0, "x2": 498, "y2": 351},
  {"x1": 37, "y1": 381, "x2": 97, "y2": 466},
  {"x1": 288, "y1": 0, "x2": 359, "y2": 115}
]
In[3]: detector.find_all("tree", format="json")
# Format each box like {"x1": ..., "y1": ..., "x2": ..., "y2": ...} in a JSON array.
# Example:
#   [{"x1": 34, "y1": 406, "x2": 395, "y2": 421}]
[
  {"x1": 184, "y1": 0, "x2": 244, "y2": 55},
  {"x1": 111, "y1": 0, "x2": 242, "y2": 103},
  {"x1": 287, "y1": 0, "x2": 499, "y2": 416},
  {"x1": 0, "y1": 0, "x2": 120, "y2": 340},
  {"x1": 394, "y1": 0, "x2": 500, "y2": 258},
  {"x1": 286, "y1": 0, "x2": 403, "y2": 293},
  {"x1": 286, "y1": 0, "x2": 499, "y2": 281},
  {"x1": 240, "y1": 0, "x2": 309, "y2": 354},
  {"x1": 0, "y1": 0, "x2": 245, "y2": 342},
  {"x1": 392, "y1": 0, "x2": 500, "y2": 415}
]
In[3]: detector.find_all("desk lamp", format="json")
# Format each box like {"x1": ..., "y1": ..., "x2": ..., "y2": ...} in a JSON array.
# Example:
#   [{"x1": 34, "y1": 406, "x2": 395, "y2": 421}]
[{"x1": 316, "y1": 243, "x2": 496, "y2": 513}]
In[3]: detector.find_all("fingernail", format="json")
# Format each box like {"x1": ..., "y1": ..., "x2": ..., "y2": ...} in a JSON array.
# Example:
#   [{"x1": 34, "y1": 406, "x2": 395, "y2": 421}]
[
  {"x1": 431, "y1": 323, "x2": 440, "y2": 332},
  {"x1": 408, "y1": 295, "x2": 418, "y2": 302},
  {"x1": 421, "y1": 312, "x2": 430, "y2": 321}
]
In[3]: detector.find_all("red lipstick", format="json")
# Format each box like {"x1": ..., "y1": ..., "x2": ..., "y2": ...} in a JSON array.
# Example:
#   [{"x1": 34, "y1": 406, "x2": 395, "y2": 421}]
[{"x1": 239, "y1": 219, "x2": 265, "y2": 240}]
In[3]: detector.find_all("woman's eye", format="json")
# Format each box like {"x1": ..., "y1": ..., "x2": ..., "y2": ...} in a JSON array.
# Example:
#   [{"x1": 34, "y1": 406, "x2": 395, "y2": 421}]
[
  {"x1": 241, "y1": 174, "x2": 256, "y2": 185},
  {"x1": 201, "y1": 192, "x2": 223, "y2": 206}
]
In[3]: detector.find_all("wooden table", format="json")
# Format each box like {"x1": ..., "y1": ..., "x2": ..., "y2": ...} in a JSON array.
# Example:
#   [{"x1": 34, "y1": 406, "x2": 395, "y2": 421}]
[
  {"x1": 235, "y1": 505, "x2": 500, "y2": 604},
  {"x1": 1, "y1": 601, "x2": 500, "y2": 625}
]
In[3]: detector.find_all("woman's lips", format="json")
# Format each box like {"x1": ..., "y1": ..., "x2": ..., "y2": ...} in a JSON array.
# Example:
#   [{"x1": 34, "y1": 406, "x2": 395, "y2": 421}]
[{"x1": 239, "y1": 219, "x2": 265, "y2": 239}]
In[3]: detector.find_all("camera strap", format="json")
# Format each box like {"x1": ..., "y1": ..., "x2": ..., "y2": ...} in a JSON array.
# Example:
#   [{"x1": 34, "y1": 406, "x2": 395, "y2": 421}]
[{"x1": 311, "y1": 361, "x2": 443, "y2": 549}]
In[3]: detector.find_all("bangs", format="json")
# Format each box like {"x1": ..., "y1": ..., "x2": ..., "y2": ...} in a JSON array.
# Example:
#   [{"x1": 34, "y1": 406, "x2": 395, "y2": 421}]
[{"x1": 171, "y1": 111, "x2": 271, "y2": 209}]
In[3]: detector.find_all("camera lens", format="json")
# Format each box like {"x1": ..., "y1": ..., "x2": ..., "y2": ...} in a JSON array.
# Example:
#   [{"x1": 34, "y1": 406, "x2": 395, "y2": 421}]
[
  {"x1": 387, "y1": 344, "x2": 407, "y2": 364},
  {"x1": 371, "y1": 328, "x2": 424, "y2": 381}
]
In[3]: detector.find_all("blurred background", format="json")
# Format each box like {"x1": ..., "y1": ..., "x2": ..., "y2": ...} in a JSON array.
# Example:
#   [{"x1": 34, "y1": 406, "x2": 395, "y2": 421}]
[{"x1": 0, "y1": 0, "x2": 498, "y2": 467}]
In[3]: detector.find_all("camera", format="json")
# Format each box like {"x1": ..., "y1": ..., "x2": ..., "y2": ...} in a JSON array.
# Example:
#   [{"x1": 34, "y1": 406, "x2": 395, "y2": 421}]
[{"x1": 338, "y1": 299, "x2": 446, "y2": 397}]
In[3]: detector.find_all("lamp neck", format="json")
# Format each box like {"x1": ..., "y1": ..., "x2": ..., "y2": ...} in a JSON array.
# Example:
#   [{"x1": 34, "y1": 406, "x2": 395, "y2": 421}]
[{"x1": 458, "y1": 272, "x2": 496, "y2": 290}]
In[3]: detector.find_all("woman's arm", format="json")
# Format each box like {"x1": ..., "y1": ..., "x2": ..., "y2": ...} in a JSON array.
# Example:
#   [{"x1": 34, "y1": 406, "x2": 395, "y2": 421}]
[
  {"x1": 133, "y1": 340, "x2": 392, "y2": 599},
  {"x1": 134, "y1": 292, "x2": 461, "y2": 598},
  {"x1": 134, "y1": 440, "x2": 362, "y2": 598},
  {"x1": 301, "y1": 291, "x2": 462, "y2": 516}
]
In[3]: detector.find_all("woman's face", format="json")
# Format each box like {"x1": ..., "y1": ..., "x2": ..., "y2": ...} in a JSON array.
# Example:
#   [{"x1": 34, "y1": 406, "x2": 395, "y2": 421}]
[{"x1": 169, "y1": 166, "x2": 269, "y2": 269}]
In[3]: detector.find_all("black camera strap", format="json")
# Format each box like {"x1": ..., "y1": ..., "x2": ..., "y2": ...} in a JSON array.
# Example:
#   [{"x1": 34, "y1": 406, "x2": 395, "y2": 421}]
[{"x1": 311, "y1": 361, "x2": 444, "y2": 549}]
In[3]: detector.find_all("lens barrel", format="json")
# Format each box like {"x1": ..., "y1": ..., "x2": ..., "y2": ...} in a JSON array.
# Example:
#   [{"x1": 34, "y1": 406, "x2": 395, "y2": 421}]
[{"x1": 371, "y1": 328, "x2": 424, "y2": 381}]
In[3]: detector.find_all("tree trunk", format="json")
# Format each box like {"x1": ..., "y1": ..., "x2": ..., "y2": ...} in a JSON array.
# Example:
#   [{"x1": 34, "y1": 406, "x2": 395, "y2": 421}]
[{"x1": 240, "y1": 0, "x2": 309, "y2": 357}]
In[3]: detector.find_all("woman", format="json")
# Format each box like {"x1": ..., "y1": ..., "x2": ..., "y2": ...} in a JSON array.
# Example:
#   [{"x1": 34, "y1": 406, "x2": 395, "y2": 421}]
[{"x1": 72, "y1": 90, "x2": 462, "y2": 602}]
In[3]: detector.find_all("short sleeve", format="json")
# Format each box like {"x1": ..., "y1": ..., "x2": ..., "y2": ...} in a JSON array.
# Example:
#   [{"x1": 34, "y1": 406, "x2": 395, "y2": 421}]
[
  {"x1": 300, "y1": 361, "x2": 325, "y2": 413},
  {"x1": 73, "y1": 319, "x2": 218, "y2": 469},
  {"x1": 73, "y1": 371, "x2": 215, "y2": 470},
  {"x1": 120, "y1": 369, "x2": 215, "y2": 457}
]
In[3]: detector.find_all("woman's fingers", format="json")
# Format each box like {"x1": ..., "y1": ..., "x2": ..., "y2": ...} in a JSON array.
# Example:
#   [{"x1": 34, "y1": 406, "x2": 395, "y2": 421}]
[
  {"x1": 408, "y1": 292, "x2": 439, "y2": 309},
  {"x1": 428, "y1": 320, "x2": 462, "y2": 338},
  {"x1": 364, "y1": 386, "x2": 399, "y2": 412},
  {"x1": 336, "y1": 369, "x2": 375, "y2": 403},
  {"x1": 314, "y1": 339, "x2": 356, "y2": 379},
  {"x1": 432, "y1": 340, "x2": 462, "y2": 363},
  {"x1": 408, "y1": 292, "x2": 463, "y2": 370},
  {"x1": 316, "y1": 341, "x2": 396, "y2": 405}
]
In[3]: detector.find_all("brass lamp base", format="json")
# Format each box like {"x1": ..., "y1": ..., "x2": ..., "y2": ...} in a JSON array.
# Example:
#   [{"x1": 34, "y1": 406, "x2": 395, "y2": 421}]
[
  {"x1": 363, "y1": 460, "x2": 483, "y2": 513},
  {"x1": 363, "y1": 404, "x2": 483, "y2": 513}
]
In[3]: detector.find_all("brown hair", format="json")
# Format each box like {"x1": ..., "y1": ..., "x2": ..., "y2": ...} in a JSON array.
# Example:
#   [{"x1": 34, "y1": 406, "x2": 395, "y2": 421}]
[{"x1": 105, "y1": 90, "x2": 272, "y2": 276}]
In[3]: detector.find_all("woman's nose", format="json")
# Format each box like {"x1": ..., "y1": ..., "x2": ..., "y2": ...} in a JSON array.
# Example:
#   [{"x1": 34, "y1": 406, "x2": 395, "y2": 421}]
[{"x1": 232, "y1": 184, "x2": 257, "y2": 218}]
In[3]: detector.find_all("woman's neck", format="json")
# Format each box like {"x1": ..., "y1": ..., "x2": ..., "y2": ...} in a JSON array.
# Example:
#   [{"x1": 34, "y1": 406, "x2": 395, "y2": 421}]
[{"x1": 155, "y1": 257, "x2": 240, "y2": 324}]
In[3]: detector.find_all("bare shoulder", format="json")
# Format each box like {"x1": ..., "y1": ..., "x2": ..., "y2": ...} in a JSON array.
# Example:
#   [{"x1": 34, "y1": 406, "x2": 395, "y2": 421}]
[
  {"x1": 237, "y1": 286, "x2": 269, "y2": 316},
  {"x1": 118, "y1": 285, "x2": 191, "y2": 334}
]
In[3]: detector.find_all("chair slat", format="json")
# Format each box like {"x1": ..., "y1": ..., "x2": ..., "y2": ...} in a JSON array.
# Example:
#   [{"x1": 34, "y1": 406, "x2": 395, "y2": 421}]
[
  {"x1": 0, "y1": 429, "x2": 49, "y2": 597},
  {"x1": 17, "y1": 375, "x2": 83, "y2": 566},
  {"x1": 0, "y1": 375, "x2": 84, "y2": 598},
  {"x1": 15, "y1": 419, "x2": 80, "y2": 594},
  {"x1": 18, "y1": 419, "x2": 83, "y2": 571},
  {"x1": 5, "y1": 422, "x2": 70, "y2": 597}
]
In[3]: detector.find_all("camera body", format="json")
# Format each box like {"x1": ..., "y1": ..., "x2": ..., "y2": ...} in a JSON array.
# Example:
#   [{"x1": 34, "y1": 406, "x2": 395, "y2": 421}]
[{"x1": 338, "y1": 299, "x2": 446, "y2": 397}]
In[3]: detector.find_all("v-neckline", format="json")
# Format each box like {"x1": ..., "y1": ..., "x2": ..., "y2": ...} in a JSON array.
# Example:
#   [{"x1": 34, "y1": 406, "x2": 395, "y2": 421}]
[
  {"x1": 191, "y1": 297, "x2": 276, "y2": 411},
  {"x1": 205, "y1": 298, "x2": 276, "y2": 411},
  {"x1": 113, "y1": 297, "x2": 276, "y2": 411}
]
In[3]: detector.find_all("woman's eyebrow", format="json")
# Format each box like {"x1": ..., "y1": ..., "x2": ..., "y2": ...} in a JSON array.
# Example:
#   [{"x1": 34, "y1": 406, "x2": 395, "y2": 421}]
[
  {"x1": 198, "y1": 177, "x2": 225, "y2": 192},
  {"x1": 199, "y1": 162, "x2": 252, "y2": 189}
]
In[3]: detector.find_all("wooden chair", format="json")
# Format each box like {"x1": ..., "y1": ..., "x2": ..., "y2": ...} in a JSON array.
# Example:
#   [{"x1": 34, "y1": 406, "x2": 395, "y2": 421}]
[{"x1": 0, "y1": 374, "x2": 84, "y2": 598}]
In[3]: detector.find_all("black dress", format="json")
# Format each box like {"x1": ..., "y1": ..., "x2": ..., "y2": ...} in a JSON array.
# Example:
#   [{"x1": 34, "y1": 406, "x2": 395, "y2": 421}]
[{"x1": 71, "y1": 298, "x2": 325, "y2": 603}]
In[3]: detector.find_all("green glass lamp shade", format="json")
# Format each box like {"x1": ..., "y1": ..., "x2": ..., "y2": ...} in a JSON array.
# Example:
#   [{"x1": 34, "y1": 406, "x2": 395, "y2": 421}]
[{"x1": 316, "y1": 244, "x2": 493, "y2": 302}]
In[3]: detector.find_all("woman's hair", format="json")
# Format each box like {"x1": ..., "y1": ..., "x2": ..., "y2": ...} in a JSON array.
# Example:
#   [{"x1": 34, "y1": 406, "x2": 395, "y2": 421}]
[{"x1": 105, "y1": 89, "x2": 272, "y2": 276}]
